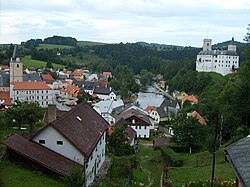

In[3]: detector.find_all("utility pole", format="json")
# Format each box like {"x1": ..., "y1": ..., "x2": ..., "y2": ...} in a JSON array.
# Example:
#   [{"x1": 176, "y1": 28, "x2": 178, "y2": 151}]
[{"x1": 211, "y1": 117, "x2": 219, "y2": 187}]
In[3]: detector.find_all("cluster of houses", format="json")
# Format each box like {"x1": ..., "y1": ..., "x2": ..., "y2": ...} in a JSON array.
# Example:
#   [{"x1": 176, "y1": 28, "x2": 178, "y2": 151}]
[{"x1": 1, "y1": 45, "x2": 214, "y2": 186}]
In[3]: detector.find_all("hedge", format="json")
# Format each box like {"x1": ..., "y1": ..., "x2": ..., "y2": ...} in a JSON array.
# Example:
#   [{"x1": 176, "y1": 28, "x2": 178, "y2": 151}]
[{"x1": 160, "y1": 146, "x2": 183, "y2": 167}]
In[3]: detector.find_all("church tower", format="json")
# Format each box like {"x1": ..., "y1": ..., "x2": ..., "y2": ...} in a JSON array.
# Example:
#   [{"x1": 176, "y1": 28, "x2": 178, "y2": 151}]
[
  {"x1": 228, "y1": 37, "x2": 237, "y2": 51},
  {"x1": 10, "y1": 45, "x2": 23, "y2": 82},
  {"x1": 203, "y1": 39, "x2": 212, "y2": 51}
]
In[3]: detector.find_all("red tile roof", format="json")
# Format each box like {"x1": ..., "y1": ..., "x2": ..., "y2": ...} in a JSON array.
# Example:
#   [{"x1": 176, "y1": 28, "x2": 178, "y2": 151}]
[
  {"x1": 182, "y1": 95, "x2": 198, "y2": 103},
  {"x1": 0, "y1": 91, "x2": 12, "y2": 106},
  {"x1": 4, "y1": 134, "x2": 79, "y2": 176},
  {"x1": 34, "y1": 102, "x2": 109, "y2": 158},
  {"x1": 189, "y1": 111, "x2": 206, "y2": 125},
  {"x1": 145, "y1": 106, "x2": 156, "y2": 112},
  {"x1": 41, "y1": 74, "x2": 54, "y2": 81},
  {"x1": 62, "y1": 85, "x2": 80, "y2": 97},
  {"x1": 0, "y1": 65, "x2": 10, "y2": 69},
  {"x1": 103, "y1": 72, "x2": 112, "y2": 77},
  {"x1": 11, "y1": 82, "x2": 52, "y2": 90}
]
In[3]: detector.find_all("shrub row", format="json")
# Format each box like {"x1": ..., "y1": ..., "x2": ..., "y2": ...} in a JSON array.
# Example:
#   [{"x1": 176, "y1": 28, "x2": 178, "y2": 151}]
[{"x1": 160, "y1": 146, "x2": 183, "y2": 167}]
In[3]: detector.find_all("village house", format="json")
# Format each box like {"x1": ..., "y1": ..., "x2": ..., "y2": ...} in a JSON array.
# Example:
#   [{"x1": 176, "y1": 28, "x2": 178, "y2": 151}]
[
  {"x1": 0, "y1": 70, "x2": 10, "y2": 91},
  {"x1": 72, "y1": 80, "x2": 97, "y2": 95},
  {"x1": 73, "y1": 69, "x2": 84, "y2": 81},
  {"x1": 93, "y1": 99, "x2": 124, "y2": 124},
  {"x1": 0, "y1": 91, "x2": 12, "y2": 111},
  {"x1": 102, "y1": 71, "x2": 112, "y2": 78},
  {"x1": 41, "y1": 74, "x2": 55, "y2": 84},
  {"x1": 93, "y1": 87, "x2": 118, "y2": 101},
  {"x1": 187, "y1": 111, "x2": 206, "y2": 125},
  {"x1": 181, "y1": 95, "x2": 198, "y2": 106},
  {"x1": 10, "y1": 82, "x2": 53, "y2": 107},
  {"x1": 61, "y1": 84, "x2": 80, "y2": 99},
  {"x1": 225, "y1": 135, "x2": 250, "y2": 187},
  {"x1": 115, "y1": 106, "x2": 155, "y2": 139},
  {"x1": 87, "y1": 73, "x2": 108, "y2": 88},
  {"x1": 4, "y1": 102, "x2": 109, "y2": 186}
]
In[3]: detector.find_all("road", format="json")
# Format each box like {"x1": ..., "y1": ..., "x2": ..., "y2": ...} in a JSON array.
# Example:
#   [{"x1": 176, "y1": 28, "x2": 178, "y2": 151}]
[{"x1": 52, "y1": 96, "x2": 71, "y2": 111}]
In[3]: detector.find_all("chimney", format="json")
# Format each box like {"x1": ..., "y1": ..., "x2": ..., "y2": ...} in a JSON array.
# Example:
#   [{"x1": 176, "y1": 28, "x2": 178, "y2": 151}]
[{"x1": 47, "y1": 104, "x2": 57, "y2": 123}]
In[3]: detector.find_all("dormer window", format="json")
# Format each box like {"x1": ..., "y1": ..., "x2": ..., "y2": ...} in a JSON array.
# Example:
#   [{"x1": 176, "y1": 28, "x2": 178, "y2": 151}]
[
  {"x1": 57, "y1": 140, "x2": 63, "y2": 145},
  {"x1": 39, "y1": 140, "x2": 45, "y2": 144}
]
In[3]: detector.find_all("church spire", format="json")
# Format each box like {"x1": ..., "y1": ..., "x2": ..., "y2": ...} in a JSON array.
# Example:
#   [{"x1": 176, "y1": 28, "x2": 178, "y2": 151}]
[{"x1": 11, "y1": 45, "x2": 20, "y2": 62}]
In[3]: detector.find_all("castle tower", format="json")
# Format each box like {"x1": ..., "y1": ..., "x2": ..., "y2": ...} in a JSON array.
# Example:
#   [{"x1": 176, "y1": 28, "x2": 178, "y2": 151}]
[
  {"x1": 228, "y1": 37, "x2": 237, "y2": 51},
  {"x1": 203, "y1": 39, "x2": 212, "y2": 51},
  {"x1": 10, "y1": 45, "x2": 23, "y2": 82}
]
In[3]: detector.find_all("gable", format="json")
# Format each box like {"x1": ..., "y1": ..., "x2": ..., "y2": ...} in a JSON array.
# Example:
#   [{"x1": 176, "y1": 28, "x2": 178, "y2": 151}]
[
  {"x1": 33, "y1": 126, "x2": 84, "y2": 164},
  {"x1": 39, "y1": 102, "x2": 109, "y2": 158}
]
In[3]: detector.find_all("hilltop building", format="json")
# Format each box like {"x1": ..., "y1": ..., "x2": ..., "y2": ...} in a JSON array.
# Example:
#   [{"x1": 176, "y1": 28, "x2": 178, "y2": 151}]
[{"x1": 196, "y1": 38, "x2": 239, "y2": 76}]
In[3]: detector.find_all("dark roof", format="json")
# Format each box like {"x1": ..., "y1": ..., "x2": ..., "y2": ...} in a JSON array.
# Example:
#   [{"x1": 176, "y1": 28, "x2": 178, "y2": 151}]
[
  {"x1": 11, "y1": 45, "x2": 20, "y2": 60},
  {"x1": 116, "y1": 108, "x2": 152, "y2": 126},
  {"x1": 83, "y1": 81, "x2": 97, "y2": 90},
  {"x1": 0, "y1": 71, "x2": 10, "y2": 87},
  {"x1": 198, "y1": 50, "x2": 238, "y2": 56},
  {"x1": 35, "y1": 102, "x2": 109, "y2": 158},
  {"x1": 93, "y1": 87, "x2": 116, "y2": 95},
  {"x1": 225, "y1": 136, "x2": 250, "y2": 187},
  {"x1": 153, "y1": 137, "x2": 172, "y2": 148},
  {"x1": 23, "y1": 73, "x2": 42, "y2": 82},
  {"x1": 72, "y1": 80, "x2": 97, "y2": 90},
  {"x1": 4, "y1": 134, "x2": 78, "y2": 176},
  {"x1": 125, "y1": 127, "x2": 136, "y2": 145},
  {"x1": 156, "y1": 107, "x2": 168, "y2": 118}
]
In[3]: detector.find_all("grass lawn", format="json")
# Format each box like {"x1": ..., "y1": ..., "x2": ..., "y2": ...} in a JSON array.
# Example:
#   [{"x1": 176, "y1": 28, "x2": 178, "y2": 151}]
[
  {"x1": 37, "y1": 44, "x2": 73, "y2": 50},
  {"x1": 134, "y1": 144, "x2": 163, "y2": 187},
  {"x1": 77, "y1": 41, "x2": 108, "y2": 46},
  {"x1": 97, "y1": 155, "x2": 135, "y2": 187},
  {"x1": 22, "y1": 55, "x2": 65, "y2": 68},
  {"x1": 168, "y1": 147, "x2": 235, "y2": 186},
  {"x1": 0, "y1": 160, "x2": 67, "y2": 187}
]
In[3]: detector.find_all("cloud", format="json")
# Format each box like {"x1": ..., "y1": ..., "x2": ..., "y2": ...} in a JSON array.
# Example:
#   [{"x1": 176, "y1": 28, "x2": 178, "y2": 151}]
[{"x1": 0, "y1": 0, "x2": 249, "y2": 46}]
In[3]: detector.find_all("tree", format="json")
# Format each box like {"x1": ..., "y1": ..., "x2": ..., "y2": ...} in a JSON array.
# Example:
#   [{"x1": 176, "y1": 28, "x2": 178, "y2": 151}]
[
  {"x1": 172, "y1": 116, "x2": 208, "y2": 153},
  {"x1": 107, "y1": 125, "x2": 134, "y2": 156},
  {"x1": 46, "y1": 61, "x2": 53, "y2": 69},
  {"x1": 244, "y1": 24, "x2": 250, "y2": 43},
  {"x1": 5, "y1": 101, "x2": 44, "y2": 131}
]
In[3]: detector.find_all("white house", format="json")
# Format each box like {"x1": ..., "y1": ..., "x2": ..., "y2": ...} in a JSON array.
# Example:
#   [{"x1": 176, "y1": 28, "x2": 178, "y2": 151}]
[
  {"x1": 93, "y1": 87, "x2": 117, "y2": 100},
  {"x1": 10, "y1": 82, "x2": 53, "y2": 107},
  {"x1": 93, "y1": 99, "x2": 124, "y2": 124},
  {"x1": 4, "y1": 102, "x2": 109, "y2": 187},
  {"x1": 115, "y1": 106, "x2": 155, "y2": 139},
  {"x1": 196, "y1": 38, "x2": 239, "y2": 76}
]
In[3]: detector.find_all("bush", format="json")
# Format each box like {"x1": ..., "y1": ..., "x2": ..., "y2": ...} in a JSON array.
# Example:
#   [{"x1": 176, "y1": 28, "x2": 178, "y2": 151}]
[
  {"x1": 166, "y1": 144, "x2": 189, "y2": 153},
  {"x1": 160, "y1": 146, "x2": 183, "y2": 167}
]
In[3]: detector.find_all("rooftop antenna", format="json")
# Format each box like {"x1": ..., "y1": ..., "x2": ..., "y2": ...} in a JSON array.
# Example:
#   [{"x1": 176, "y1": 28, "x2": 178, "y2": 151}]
[{"x1": 206, "y1": 28, "x2": 209, "y2": 39}]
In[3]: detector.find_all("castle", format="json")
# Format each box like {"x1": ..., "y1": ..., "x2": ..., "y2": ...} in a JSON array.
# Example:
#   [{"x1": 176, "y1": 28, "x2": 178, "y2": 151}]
[{"x1": 196, "y1": 38, "x2": 239, "y2": 76}]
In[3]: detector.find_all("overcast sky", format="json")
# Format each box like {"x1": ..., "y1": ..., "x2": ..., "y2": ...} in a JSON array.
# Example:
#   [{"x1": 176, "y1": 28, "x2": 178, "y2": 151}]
[{"x1": 0, "y1": 0, "x2": 249, "y2": 47}]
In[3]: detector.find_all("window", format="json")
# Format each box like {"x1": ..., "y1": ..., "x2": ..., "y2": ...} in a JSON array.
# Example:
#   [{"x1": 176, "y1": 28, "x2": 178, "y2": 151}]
[
  {"x1": 17, "y1": 64, "x2": 19, "y2": 68},
  {"x1": 39, "y1": 140, "x2": 45, "y2": 144},
  {"x1": 144, "y1": 126, "x2": 146, "y2": 129},
  {"x1": 57, "y1": 140, "x2": 63, "y2": 145}
]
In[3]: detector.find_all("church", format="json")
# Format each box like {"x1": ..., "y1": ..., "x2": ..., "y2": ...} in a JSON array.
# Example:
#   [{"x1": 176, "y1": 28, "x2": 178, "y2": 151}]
[{"x1": 196, "y1": 38, "x2": 239, "y2": 76}]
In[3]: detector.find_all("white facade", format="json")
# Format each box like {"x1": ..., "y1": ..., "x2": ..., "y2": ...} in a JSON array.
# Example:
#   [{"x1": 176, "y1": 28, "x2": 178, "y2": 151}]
[
  {"x1": 33, "y1": 125, "x2": 107, "y2": 187},
  {"x1": 33, "y1": 126, "x2": 85, "y2": 164},
  {"x1": 10, "y1": 84, "x2": 53, "y2": 107},
  {"x1": 196, "y1": 39, "x2": 239, "y2": 76},
  {"x1": 95, "y1": 91, "x2": 117, "y2": 101},
  {"x1": 93, "y1": 99, "x2": 124, "y2": 124},
  {"x1": 130, "y1": 125, "x2": 150, "y2": 139},
  {"x1": 85, "y1": 132, "x2": 106, "y2": 186},
  {"x1": 149, "y1": 110, "x2": 160, "y2": 124}
]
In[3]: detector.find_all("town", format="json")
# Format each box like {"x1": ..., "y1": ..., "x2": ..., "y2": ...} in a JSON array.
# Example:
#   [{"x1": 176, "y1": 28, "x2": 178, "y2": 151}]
[{"x1": 0, "y1": 31, "x2": 249, "y2": 187}]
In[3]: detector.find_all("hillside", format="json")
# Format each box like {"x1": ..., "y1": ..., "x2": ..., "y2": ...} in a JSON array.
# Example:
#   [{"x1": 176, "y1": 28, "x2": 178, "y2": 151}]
[{"x1": 212, "y1": 40, "x2": 246, "y2": 49}]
